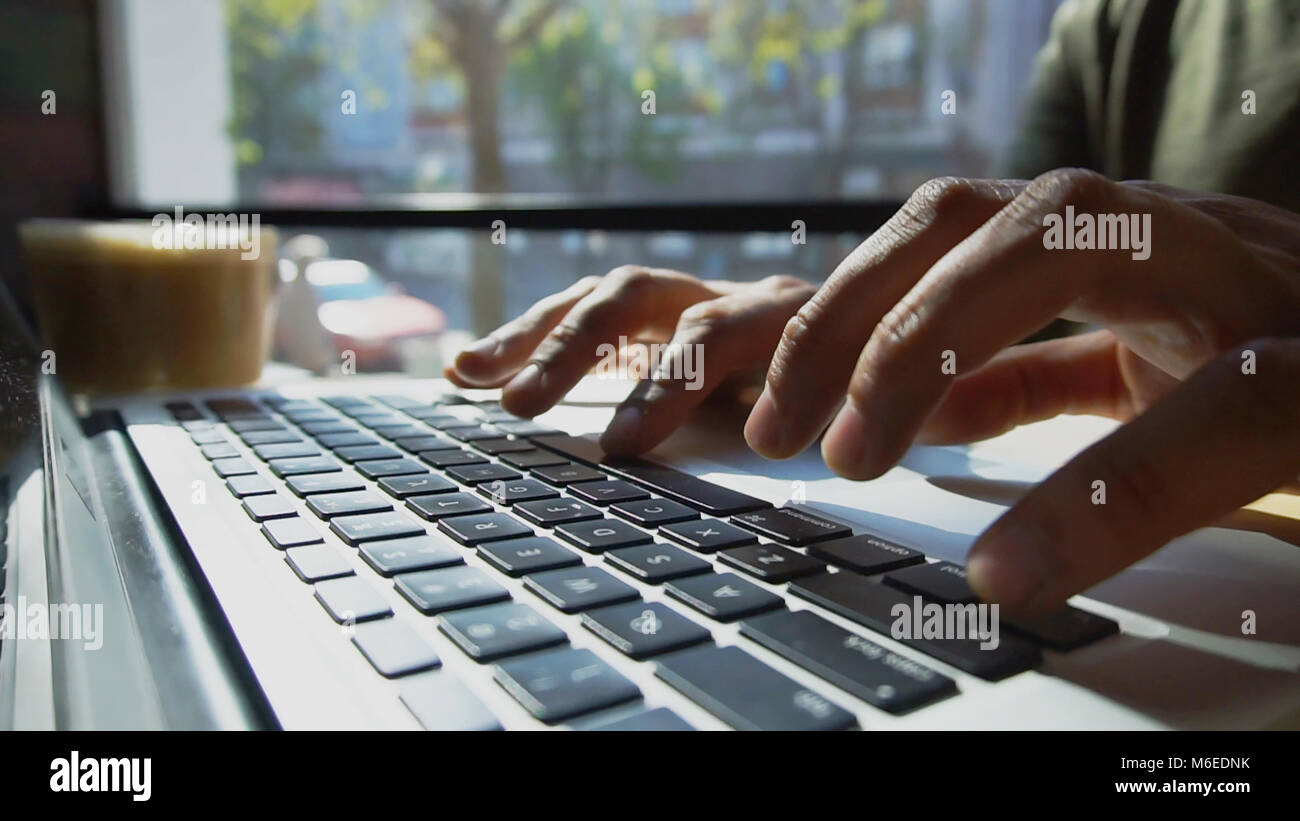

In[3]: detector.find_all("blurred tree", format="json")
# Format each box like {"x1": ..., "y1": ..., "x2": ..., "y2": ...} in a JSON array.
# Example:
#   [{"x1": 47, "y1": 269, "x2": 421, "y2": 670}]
[
  {"x1": 226, "y1": 0, "x2": 327, "y2": 176},
  {"x1": 416, "y1": 0, "x2": 567, "y2": 194}
]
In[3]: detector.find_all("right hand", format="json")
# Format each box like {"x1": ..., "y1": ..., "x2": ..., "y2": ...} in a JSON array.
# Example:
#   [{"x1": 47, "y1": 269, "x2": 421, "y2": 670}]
[{"x1": 445, "y1": 266, "x2": 815, "y2": 456}]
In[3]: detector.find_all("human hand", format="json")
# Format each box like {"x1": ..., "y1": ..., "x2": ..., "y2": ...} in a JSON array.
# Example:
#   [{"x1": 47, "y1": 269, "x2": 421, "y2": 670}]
[
  {"x1": 446, "y1": 266, "x2": 815, "y2": 456},
  {"x1": 744, "y1": 170, "x2": 1300, "y2": 614}
]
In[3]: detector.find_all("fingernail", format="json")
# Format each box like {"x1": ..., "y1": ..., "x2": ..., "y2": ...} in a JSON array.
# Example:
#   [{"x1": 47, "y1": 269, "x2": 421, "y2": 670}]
[
  {"x1": 744, "y1": 388, "x2": 785, "y2": 455},
  {"x1": 967, "y1": 521, "x2": 1054, "y2": 608},
  {"x1": 458, "y1": 336, "x2": 499, "y2": 360},
  {"x1": 504, "y1": 362, "x2": 543, "y2": 395},
  {"x1": 600, "y1": 405, "x2": 643, "y2": 453},
  {"x1": 821, "y1": 401, "x2": 873, "y2": 477}
]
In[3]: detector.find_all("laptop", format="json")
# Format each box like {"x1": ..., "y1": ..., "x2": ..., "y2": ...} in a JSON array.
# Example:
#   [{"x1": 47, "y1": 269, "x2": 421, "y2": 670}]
[{"x1": 4, "y1": 296, "x2": 1300, "y2": 731}]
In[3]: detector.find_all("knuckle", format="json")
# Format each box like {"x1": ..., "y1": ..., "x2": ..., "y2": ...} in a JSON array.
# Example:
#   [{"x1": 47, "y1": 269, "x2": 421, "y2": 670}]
[
  {"x1": 759, "y1": 273, "x2": 811, "y2": 293},
  {"x1": 677, "y1": 300, "x2": 731, "y2": 337},
  {"x1": 905, "y1": 176, "x2": 978, "y2": 220},
  {"x1": 1226, "y1": 336, "x2": 1300, "y2": 425},
  {"x1": 574, "y1": 274, "x2": 604, "y2": 291},
  {"x1": 606, "y1": 265, "x2": 655, "y2": 297},
  {"x1": 534, "y1": 319, "x2": 587, "y2": 364},
  {"x1": 1025, "y1": 167, "x2": 1111, "y2": 211}
]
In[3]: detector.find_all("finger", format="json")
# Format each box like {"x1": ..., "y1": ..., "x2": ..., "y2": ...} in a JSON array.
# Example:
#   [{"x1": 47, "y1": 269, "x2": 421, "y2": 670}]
[
  {"x1": 914, "y1": 330, "x2": 1130, "y2": 445},
  {"x1": 447, "y1": 275, "x2": 601, "y2": 387},
  {"x1": 746, "y1": 177, "x2": 1025, "y2": 458},
  {"x1": 500, "y1": 266, "x2": 717, "y2": 417},
  {"x1": 600, "y1": 276, "x2": 814, "y2": 456},
  {"x1": 821, "y1": 168, "x2": 1266, "y2": 479},
  {"x1": 966, "y1": 338, "x2": 1300, "y2": 616}
]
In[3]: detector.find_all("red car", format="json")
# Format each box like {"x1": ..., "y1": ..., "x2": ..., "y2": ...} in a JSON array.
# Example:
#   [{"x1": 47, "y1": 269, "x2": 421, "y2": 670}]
[{"x1": 275, "y1": 257, "x2": 446, "y2": 374}]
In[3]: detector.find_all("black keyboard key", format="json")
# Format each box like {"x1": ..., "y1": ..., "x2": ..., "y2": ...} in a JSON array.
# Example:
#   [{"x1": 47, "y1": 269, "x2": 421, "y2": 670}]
[
  {"x1": 789, "y1": 573, "x2": 1041, "y2": 681},
  {"x1": 306, "y1": 490, "x2": 393, "y2": 519},
  {"x1": 494, "y1": 419, "x2": 560, "y2": 437},
  {"x1": 438, "y1": 512, "x2": 533, "y2": 545},
  {"x1": 494, "y1": 647, "x2": 640, "y2": 724},
  {"x1": 731, "y1": 506, "x2": 850, "y2": 545},
  {"x1": 411, "y1": 412, "x2": 469, "y2": 427},
  {"x1": 589, "y1": 707, "x2": 694, "y2": 731},
  {"x1": 225, "y1": 474, "x2": 275, "y2": 497},
  {"x1": 718, "y1": 544, "x2": 827, "y2": 583},
  {"x1": 439, "y1": 602, "x2": 568, "y2": 661},
  {"x1": 316, "y1": 432, "x2": 378, "y2": 449},
  {"x1": 740, "y1": 610, "x2": 956, "y2": 714},
  {"x1": 477, "y1": 537, "x2": 583, "y2": 577},
  {"x1": 335, "y1": 444, "x2": 403, "y2": 463},
  {"x1": 659, "y1": 519, "x2": 757, "y2": 553},
  {"x1": 355, "y1": 458, "x2": 427, "y2": 479},
  {"x1": 806, "y1": 533, "x2": 925, "y2": 575},
  {"x1": 261, "y1": 517, "x2": 324, "y2": 549},
  {"x1": 1005, "y1": 606, "x2": 1119, "y2": 651},
  {"x1": 330, "y1": 511, "x2": 425, "y2": 545},
  {"x1": 226, "y1": 418, "x2": 283, "y2": 433},
  {"x1": 285, "y1": 472, "x2": 366, "y2": 497},
  {"x1": 884, "y1": 561, "x2": 977, "y2": 603},
  {"x1": 655, "y1": 645, "x2": 855, "y2": 731},
  {"x1": 582, "y1": 601, "x2": 711, "y2": 659},
  {"x1": 242, "y1": 493, "x2": 297, "y2": 522},
  {"x1": 299, "y1": 420, "x2": 357, "y2": 436},
  {"x1": 555, "y1": 519, "x2": 652, "y2": 553},
  {"x1": 568, "y1": 479, "x2": 650, "y2": 506},
  {"x1": 352, "y1": 620, "x2": 441, "y2": 678},
  {"x1": 532, "y1": 463, "x2": 607, "y2": 486},
  {"x1": 525, "y1": 566, "x2": 639, "y2": 613},
  {"x1": 395, "y1": 434, "x2": 458, "y2": 453},
  {"x1": 371, "y1": 424, "x2": 428, "y2": 441},
  {"x1": 399, "y1": 672, "x2": 502, "y2": 730},
  {"x1": 394, "y1": 566, "x2": 510, "y2": 614},
  {"x1": 500, "y1": 449, "x2": 569, "y2": 469},
  {"x1": 268, "y1": 456, "x2": 341, "y2": 477},
  {"x1": 284, "y1": 544, "x2": 355, "y2": 582},
  {"x1": 514, "y1": 498, "x2": 603, "y2": 528},
  {"x1": 314, "y1": 576, "x2": 392, "y2": 623},
  {"x1": 200, "y1": 442, "x2": 240, "y2": 460},
  {"x1": 610, "y1": 498, "x2": 700, "y2": 526},
  {"x1": 530, "y1": 433, "x2": 771, "y2": 516},
  {"x1": 378, "y1": 473, "x2": 456, "y2": 498},
  {"x1": 190, "y1": 428, "x2": 226, "y2": 445},
  {"x1": 253, "y1": 441, "x2": 321, "y2": 461},
  {"x1": 166, "y1": 400, "x2": 204, "y2": 420},
  {"x1": 665, "y1": 573, "x2": 782, "y2": 621},
  {"x1": 353, "y1": 413, "x2": 410, "y2": 428},
  {"x1": 443, "y1": 424, "x2": 503, "y2": 442},
  {"x1": 418, "y1": 448, "x2": 488, "y2": 468},
  {"x1": 445, "y1": 462, "x2": 521, "y2": 486},
  {"x1": 359, "y1": 535, "x2": 464, "y2": 576},
  {"x1": 239, "y1": 429, "x2": 304, "y2": 446},
  {"x1": 604, "y1": 543, "x2": 712, "y2": 583},
  {"x1": 212, "y1": 457, "x2": 256, "y2": 477},
  {"x1": 474, "y1": 478, "x2": 559, "y2": 505},
  {"x1": 471, "y1": 437, "x2": 535, "y2": 455},
  {"x1": 407, "y1": 491, "x2": 491, "y2": 520}
]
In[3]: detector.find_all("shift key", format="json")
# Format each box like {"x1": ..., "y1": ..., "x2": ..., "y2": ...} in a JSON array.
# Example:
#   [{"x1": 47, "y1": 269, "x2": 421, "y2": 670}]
[{"x1": 740, "y1": 610, "x2": 955, "y2": 714}]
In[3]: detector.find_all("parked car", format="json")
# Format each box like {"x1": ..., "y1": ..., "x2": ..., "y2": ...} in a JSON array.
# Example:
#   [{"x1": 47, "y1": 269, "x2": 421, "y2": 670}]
[{"x1": 275, "y1": 253, "x2": 446, "y2": 374}]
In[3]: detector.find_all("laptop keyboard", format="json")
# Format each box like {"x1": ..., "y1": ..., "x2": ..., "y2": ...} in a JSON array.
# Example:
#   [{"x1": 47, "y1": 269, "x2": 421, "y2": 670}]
[{"x1": 165, "y1": 392, "x2": 1119, "y2": 730}]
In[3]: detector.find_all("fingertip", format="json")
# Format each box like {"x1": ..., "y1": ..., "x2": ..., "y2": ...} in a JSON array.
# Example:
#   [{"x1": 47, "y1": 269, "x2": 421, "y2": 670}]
[
  {"x1": 598, "y1": 405, "x2": 646, "y2": 456},
  {"x1": 821, "y1": 402, "x2": 882, "y2": 479},
  {"x1": 967, "y1": 519, "x2": 1058, "y2": 613},
  {"x1": 743, "y1": 389, "x2": 786, "y2": 457}
]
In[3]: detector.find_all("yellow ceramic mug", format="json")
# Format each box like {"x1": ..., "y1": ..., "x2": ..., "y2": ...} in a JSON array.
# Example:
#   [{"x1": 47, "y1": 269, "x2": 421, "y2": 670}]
[{"x1": 19, "y1": 217, "x2": 278, "y2": 393}]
